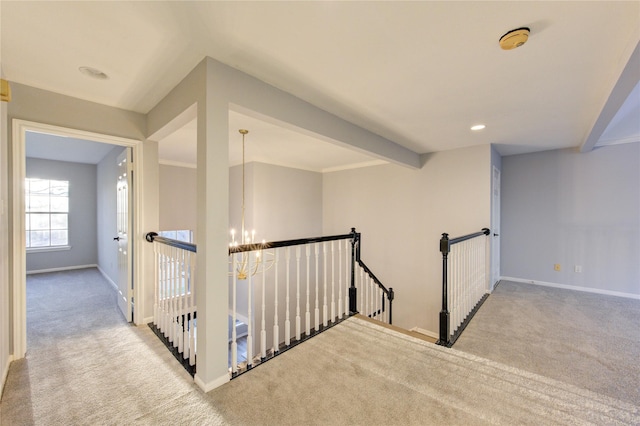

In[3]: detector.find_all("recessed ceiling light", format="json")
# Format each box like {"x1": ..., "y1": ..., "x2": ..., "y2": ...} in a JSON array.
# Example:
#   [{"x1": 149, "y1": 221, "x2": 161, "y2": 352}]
[
  {"x1": 471, "y1": 124, "x2": 486, "y2": 131},
  {"x1": 79, "y1": 66, "x2": 109, "y2": 80}
]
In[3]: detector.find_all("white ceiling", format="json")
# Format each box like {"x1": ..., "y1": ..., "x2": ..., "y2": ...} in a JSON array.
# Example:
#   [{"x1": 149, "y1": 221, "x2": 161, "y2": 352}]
[
  {"x1": 159, "y1": 111, "x2": 386, "y2": 171},
  {"x1": 2, "y1": 1, "x2": 639, "y2": 168}
]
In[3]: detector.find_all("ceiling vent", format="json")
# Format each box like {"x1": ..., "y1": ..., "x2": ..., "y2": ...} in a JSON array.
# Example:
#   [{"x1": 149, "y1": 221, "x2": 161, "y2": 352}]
[{"x1": 499, "y1": 27, "x2": 530, "y2": 50}]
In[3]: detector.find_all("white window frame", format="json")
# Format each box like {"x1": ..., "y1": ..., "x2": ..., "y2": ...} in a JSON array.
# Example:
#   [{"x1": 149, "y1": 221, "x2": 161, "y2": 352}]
[{"x1": 25, "y1": 177, "x2": 70, "y2": 251}]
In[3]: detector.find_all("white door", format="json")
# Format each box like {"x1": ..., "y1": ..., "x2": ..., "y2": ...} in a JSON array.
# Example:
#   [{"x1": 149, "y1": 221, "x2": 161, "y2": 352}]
[
  {"x1": 116, "y1": 149, "x2": 133, "y2": 321},
  {"x1": 491, "y1": 166, "x2": 501, "y2": 290}
]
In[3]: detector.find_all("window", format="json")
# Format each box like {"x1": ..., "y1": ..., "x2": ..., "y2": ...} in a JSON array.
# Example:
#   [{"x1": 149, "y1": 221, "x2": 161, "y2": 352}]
[{"x1": 25, "y1": 178, "x2": 69, "y2": 248}]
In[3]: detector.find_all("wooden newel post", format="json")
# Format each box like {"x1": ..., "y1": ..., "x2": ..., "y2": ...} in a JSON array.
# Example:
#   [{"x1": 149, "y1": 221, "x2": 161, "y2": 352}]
[
  {"x1": 438, "y1": 233, "x2": 450, "y2": 346},
  {"x1": 349, "y1": 228, "x2": 359, "y2": 314}
]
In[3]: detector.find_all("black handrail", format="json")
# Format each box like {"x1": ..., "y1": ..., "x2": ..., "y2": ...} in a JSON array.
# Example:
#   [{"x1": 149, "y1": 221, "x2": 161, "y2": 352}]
[
  {"x1": 228, "y1": 232, "x2": 355, "y2": 254},
  {"x1": 145, "y1": 232, "x2": 197, "y2": 253},
  {"x1": 437, "y1": 228, "x2": 490, "y2": 347},
  {"x1": 146, "y1": 228, "x2": 394, "y2": 324}
]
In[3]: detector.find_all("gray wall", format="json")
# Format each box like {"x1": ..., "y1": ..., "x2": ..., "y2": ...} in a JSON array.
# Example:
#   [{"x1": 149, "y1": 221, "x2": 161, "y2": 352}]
[
  {"x1": 159, "y1": 164, "x2": 197, "y2": 233},
  {"x1": 323, "y1": 144, "x2": 492, "y2": 333},
  {"x1": 97, "y1": 146, "x2": 126, "y2": 286},
  {"x1": 25, "y1": 158, "x2": 97, "y2": 272},
  {"x1": 229, "y1": 162, "x2": 323, "y2": 348},
  {"x1": 501, "y1": 144, "x2": 640, "y2": 296}
]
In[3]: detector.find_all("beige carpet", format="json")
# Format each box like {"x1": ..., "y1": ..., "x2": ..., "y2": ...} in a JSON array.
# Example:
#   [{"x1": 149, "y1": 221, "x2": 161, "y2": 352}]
[
  {"x1": 454, "y1": 280, "x2": 640, "y2": 407},
  {"x1": 1, "y1": 269, "x2": 638, "y2": 425}
]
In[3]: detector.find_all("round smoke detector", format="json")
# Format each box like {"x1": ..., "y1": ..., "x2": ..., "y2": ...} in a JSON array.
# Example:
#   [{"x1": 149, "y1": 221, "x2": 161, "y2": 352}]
[{"x1": 499, "y1": 27, "x2": 530, "y2": 50}]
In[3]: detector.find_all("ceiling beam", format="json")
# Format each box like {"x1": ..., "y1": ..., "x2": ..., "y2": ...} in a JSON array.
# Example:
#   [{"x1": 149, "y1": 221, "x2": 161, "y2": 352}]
[{"x1": 580, "y1": 41, "x2": 640, "y2": 153}]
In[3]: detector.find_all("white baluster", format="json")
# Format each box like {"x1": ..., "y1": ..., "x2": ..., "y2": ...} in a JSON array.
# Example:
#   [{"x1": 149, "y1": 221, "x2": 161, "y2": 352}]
[
  {"x1": 177, "y1": 249, "x2": 184, "y2": 355},
  {"x1": 153, "y1": 243, "x2": 158, "y2": 327},
  {"x1": 345, "y1": 239, "x2": 349, "y2": 317},
  {"x1": 183, "y1": 250, "x2": 191, "y2": 360},
  {"x1": 247, "y1": 254, "x2": 253, "y2": 368},
  {"x1": 284, "y1": 247, "x2": 291, "y2": 346},
  {"x1": 273, "y1": 249, "x2": 279, "y2": 353},
  {"x1": 189, "y1": 251, "x2": 196, "y2": 366},
  {"x1": 338, "y1": 240, "x2": 343, "y2": 320},
  {"x1": 161, "y1": 246, "x2": 168, "y2": 334},
  {"x1": 231, "y1": 254, "x2": 238, "y2": 374},
  {"x1": 305, "y1": 245, "x2": 311, "y2": 336},
  {"x1": 323, "y1": 242, "x2": 328, "y2": 327},
  {"x1": 159, "y1": 246, "x2": 165, "y2": 334},
  {"x1": 314, "y1": 243, "x2": 320, "y2": 331},
  {"x1": 359, "y1": 267, "x2": 364, "y2": 315},
  {"x1": 171, "y1": 247, "x2": 177, "y2": 344},
  {"x1": 260, "y1": 253, "x2": 267, "y2": 360},
  {"x1": 295, "y1": 246, "x2": 301, "y2": 341},
  {"x1": 330, "y1": 241, "x2": 335, "y2": 323}
]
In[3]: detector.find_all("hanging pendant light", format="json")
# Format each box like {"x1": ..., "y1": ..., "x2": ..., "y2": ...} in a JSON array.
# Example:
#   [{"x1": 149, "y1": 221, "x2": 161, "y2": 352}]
[{"x1": 229, "y1": 129, "x2": 274, "y2": 279}]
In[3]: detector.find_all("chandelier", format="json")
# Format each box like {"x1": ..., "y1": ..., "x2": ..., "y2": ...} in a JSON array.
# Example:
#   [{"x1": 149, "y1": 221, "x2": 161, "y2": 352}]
[{"x1": 229, "y1": 129, "x2": 274, "y2": 279}]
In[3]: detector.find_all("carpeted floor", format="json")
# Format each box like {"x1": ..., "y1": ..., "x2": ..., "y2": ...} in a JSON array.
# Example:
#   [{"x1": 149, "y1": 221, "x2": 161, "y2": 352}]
[
  {"x1": 1, "y1": 269, "x2": 638, "y2": 425},
  {"x1": 454, "y1": 280, "x2": 640, "y2": 407}
]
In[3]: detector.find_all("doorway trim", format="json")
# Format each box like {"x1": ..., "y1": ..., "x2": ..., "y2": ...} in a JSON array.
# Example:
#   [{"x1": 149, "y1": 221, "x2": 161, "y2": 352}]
[{"x1": 11, "y1": 119, "x2": 145, "y2": 359}]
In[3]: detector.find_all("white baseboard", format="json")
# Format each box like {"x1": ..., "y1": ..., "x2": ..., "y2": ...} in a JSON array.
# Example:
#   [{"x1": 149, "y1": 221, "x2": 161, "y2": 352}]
[
  {"x1": 143, "y1": 316, "x2": 154, "y2": 325},
  {"x1": 501, "y1": 276, "x2": 640, "y2": 300},
  {"x1": 409, "y1": 326, "x2": 439, "y2": 340},
  {"x1": 97, "y1": 265, "x2": 118, "y2": 292},
  {"x1": 26, "y1": 264, "x2": 98, "y2": 275},
  {"x1": 1, "y1": 354, "x2": 14, "y2": 399},
  {"x1": 194, "y1": 372, "x2": 229, "y2": 393}
]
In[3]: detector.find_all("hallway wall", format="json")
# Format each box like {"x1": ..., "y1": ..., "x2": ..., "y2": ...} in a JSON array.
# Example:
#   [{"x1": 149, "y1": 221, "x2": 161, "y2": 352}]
[
  {"x1": 159, "y1": 164, "x2": 197, "y2": 234},
  {"x1": 323, "y1": 144, "x2": 492, "y2": 333},
  {"x1": 25, "y1": 158, "x2": 98, "y2": 273},
  {"x1": 501, "y1": 144, "x2": 640, "y2": 296}
]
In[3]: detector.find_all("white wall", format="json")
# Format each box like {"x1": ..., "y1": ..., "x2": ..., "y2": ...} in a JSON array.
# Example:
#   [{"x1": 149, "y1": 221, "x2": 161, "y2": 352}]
[
  {"x1": 501, "y1": 144, "x2": 640, "y2": 296},
  {"x1": 25, "y1": 158, "x2": 98, "y2": 272},
  {"x1": 159, "y1": 164, "x2": 197, "y2": 233},
  {"x1": 323, "y1": 144, "x2": 492, "y2": 333}
]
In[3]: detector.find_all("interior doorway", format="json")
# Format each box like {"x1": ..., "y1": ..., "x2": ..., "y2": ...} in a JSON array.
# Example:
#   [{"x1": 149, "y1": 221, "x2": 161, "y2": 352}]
[{"x1": 11, "y1": 119, "x2": 145, "y2": 359}]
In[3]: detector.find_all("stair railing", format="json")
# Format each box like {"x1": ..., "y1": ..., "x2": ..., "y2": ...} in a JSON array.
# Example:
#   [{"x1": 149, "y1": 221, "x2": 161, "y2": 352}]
[
  {"x1": 145, "y1": 228, "x2": 392, "y2": 379},
  {"x1": 437, "y1": 228, "x2": 490, "y2": 347},
  {"x1": 228, "y1": 227, "x2": 393, "y2": 377},
  {"x1": 145, "y1": 231, "x2": 197, "y2": 375}
]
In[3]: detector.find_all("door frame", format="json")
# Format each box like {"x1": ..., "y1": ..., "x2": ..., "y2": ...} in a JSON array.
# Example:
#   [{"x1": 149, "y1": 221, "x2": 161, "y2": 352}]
[{"x1": 11, "y1": 119, "x2": 145, "y2": 359}]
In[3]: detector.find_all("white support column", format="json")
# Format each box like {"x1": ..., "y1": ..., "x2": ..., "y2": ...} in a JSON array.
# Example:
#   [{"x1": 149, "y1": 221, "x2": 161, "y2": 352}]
[{"x1": 193, "y1": 74, "x2": 230, "y2": 392}]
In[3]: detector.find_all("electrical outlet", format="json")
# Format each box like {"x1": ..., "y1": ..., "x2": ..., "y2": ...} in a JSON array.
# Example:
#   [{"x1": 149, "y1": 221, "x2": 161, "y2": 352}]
[
  {"x1": 554, "y1": 264, "x2": 561, "y2": 271},
  {"x1": 575, "y1": 265, "x2": 582, "y2": 273}
]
